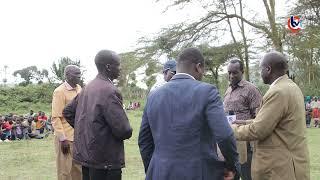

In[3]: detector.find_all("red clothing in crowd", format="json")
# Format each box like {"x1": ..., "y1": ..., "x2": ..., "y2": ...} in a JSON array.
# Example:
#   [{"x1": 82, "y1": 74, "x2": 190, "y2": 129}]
[
  {"x1": 38, "y1": 115, "x2": 48, "y2": 121},
  {"x1": 2, "y1": 122, "x2": 12, "y2": 130}
]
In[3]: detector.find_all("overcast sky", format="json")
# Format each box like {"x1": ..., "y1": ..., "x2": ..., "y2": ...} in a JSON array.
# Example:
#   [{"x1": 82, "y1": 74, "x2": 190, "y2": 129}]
[{"x1": 0, "y1": 0, "x2": 291, "y2": 85}]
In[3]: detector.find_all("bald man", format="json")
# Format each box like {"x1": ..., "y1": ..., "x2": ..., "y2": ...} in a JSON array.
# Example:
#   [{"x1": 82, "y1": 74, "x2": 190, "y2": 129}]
[
  {"x1": 63, "y1": 50, "x2": 132, "y2": 180},
  {"x1": 139, "y1": 47, "x2": 240, "y2": 180},
  {"x1": 52, "y1": 65, "x2": 82, "y2": 180},
  {"x1": 231, "y1": 51, "x2": 310, "y2": 180}
]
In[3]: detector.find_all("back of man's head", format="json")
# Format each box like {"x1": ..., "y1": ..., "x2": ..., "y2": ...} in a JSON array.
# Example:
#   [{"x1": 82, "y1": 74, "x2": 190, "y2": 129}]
[
  {"x1": 263, "y1": 51, "x2": 288, "y2": 75},
  {"x1": 177, "y1": 47, "x2": 204, "y2": 67},
  {"x1": 94, "y1": 50, "x2": 118, "y2": 73},
  {"x1": 176, "y1": 47, "x2": 205, "y2": 81}
]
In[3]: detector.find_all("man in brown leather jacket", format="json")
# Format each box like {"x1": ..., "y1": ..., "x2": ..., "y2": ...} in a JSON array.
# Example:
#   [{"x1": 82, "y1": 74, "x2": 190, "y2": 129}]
[{"x1": 63, "y1": 50, "x2": 132, "y2": 180}]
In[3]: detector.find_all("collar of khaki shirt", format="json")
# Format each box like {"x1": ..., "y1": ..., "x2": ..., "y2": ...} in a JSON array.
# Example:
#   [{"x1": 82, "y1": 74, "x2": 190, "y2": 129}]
[
  {"x1": 270, "y1": 74, "x2": 288, "y2": 88},
  {"x1": 64, "y1": 81, "x2": 78, "y2": 91}
]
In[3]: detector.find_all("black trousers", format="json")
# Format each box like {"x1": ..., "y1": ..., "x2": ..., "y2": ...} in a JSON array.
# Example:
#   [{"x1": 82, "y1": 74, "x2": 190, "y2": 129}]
[
  {"x1": 240, "y1": 143, "x2": 253, "y2": 180},
  {"x1": 82, "y1": 166, "x2": 122, "y2": 180}
]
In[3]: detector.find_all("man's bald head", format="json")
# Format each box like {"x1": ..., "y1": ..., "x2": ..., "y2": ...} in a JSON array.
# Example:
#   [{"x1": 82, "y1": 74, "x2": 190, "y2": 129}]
[
  {"x1": 95, "y1": 50, "x2": 120, "y2": 71},
  {"x1": 260, "y1": 51, "x2": 289, "y2": 85},
  {"x1": 176, "y1": 47, "x2": 205, "y2": 81},
  {"x1": 262, "y1": 51, "x2": 288, "y2": 74},
  {"x1": 94, "y1": 50, "x2": 121, "y2": 80},
  {"x1": 64, "y1": 65, "x2": 81, "y2": 87}
]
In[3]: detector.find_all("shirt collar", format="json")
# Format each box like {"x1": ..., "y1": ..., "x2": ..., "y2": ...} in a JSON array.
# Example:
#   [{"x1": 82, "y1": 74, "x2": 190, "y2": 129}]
[
  {"x1": 64, "y1": 81, "x2": 77, "y2": 91},
  {"x1": 270, "y1": 74, "x2": 287, "y2": 87},
  {"x1": 230, "y1": 79, "x2": 245, "y2": 90},
  {"x1": 175, "y1": 73, "x2": 196, "y2": 80}
]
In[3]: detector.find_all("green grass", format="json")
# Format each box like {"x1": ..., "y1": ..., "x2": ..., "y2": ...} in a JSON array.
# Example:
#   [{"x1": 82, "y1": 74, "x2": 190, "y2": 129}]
[{"x1": 0, "y1": 110, "x2": 319, "y2": 180}]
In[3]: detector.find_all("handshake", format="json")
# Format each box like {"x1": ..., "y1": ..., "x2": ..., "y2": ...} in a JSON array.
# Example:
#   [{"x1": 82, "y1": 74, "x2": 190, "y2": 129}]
[{"x1": 226, "y1": 111, "x2": 251, "y2": 125}]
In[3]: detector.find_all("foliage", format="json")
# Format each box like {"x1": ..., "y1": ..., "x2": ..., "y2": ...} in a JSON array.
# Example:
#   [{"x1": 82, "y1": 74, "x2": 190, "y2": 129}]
[
  {"x1": 0, "y1": 83, "x2": 57, "y2": 114},
  {"x1": 145, "y1": 60, "x2": 162, "y2": 90},
  {"x1": 51, "y1": 57, "x2": 83, "y2": 83},
  {"x1": 118, "y1": 52, "x2": 147, "y2": 88},
  {"x1": 13, "y1": 66, "x2": 49, "y2": 86}
]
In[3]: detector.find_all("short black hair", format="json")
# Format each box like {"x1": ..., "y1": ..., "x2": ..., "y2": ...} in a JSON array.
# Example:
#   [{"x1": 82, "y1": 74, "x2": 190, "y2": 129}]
[
  {"x1": 229, "y1": 59, "x2": 244, "y2": 72},
  {"x1": 94, "y1": 50, "x2": 119, "y2": 73},
  {"x1": 177, "y1": 47, "x2": 204, "y2": 66}
]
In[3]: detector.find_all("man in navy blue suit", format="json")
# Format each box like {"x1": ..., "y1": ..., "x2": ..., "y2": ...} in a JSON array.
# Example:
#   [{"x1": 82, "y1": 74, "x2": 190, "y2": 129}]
[{"x1": 138, "y1": 47, "x2": 240, "y2": 180}]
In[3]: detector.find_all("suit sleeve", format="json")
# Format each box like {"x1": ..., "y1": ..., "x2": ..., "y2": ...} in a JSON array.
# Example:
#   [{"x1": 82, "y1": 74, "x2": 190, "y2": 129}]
[
  {"x1": 51, "y1": 90, "x2": 66, "y2": 141},
  {"x1": 206, "y1": 86, "x2": 240, "y2": 172},
  {"x1": 62, "y1": 94, "x2": 79, "y2": 128},
  {"x1": 138, "y1": 101, "x2": 154, "y2": 173},
  {"x1": 232, "y1": 90, "x2": 285, "y2": 141},
  {"x1": 103, "y1": 92, "x2": 132, "y2": 140}
]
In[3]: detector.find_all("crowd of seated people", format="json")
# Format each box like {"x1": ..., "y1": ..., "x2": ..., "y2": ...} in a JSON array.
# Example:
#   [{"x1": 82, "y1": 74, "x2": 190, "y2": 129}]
[{"x1": 0, "y1": 110, "x2": 53, "y2": 142}]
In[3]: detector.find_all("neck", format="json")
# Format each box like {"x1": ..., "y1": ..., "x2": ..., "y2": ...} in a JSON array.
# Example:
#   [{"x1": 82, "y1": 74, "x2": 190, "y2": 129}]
[
  {"x1": 98, "y1": 72, "x2": 112, "y2": 81},
  {"x1": 269, "y1": 74, "x2": 283, "y2": 85},
  {"x1": 66, "y1": 81, "x2": 77, "y2": 88}
]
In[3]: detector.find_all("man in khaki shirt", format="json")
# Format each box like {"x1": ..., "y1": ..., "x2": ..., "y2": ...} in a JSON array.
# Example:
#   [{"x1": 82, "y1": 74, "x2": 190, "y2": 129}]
[{"x1": 52, "y1": 65, "x2": 82, "y2": 180}]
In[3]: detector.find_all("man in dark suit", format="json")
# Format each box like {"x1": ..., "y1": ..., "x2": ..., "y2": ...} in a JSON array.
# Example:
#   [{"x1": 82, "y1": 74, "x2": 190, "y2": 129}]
[{"x1": 138, "y1": 47, "x2": 240, "y2": 180}]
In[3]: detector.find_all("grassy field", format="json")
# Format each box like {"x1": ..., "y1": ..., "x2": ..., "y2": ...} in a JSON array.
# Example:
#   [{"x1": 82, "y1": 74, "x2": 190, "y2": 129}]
[{"x1": 0, "y1": 110, "x2": 319, "y2": 180}]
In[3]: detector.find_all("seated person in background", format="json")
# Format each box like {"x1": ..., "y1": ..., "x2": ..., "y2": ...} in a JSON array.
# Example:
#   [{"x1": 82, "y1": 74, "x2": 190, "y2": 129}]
[
  {"x1": 313, "y1": 107, "x2": 320, "y2": 128},
  {"x1": 37, "y1": 112, "x2": 47, "y2": 134},
  {"x1": 2, "y1": 117, "x2": 13, "y2": 141},
  {"x1": 21, "y1": 117, "x2": 31, "y2": 140},
  {"x1": 12, "y1": 118, "x2": 23, "y2": 140},
  {"x1": 0, "y1": 117, "x2": 4, "y2": 141},
  {"x1": 25, "y1": 110, "x2": 34, "y2": 119},
  {"x1": 34, "y1": 116, "x2": 44, "y2": 135}
]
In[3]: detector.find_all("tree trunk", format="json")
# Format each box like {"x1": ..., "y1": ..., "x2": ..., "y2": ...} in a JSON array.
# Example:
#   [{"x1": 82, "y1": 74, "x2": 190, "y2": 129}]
[{"x1": 238, "y1": 0, "x2": 250, "y2": 81}]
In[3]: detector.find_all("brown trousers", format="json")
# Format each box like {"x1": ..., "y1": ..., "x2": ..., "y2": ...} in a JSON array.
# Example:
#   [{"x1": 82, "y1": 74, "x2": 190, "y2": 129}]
[{"x1": 55, "y1": 136, "x2": 82, "y2": 180}]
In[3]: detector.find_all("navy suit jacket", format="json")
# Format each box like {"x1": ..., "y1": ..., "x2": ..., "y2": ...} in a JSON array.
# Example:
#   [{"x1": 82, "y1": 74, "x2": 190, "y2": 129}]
[{"x1": 138, "y1": 74, "x2": 240, "y2": 180}]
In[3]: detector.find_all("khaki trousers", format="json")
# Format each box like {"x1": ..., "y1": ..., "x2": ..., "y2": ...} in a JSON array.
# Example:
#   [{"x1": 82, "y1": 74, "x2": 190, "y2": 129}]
[{"x1": 55, "y1": 136, "x2": 82, "y2": 180}]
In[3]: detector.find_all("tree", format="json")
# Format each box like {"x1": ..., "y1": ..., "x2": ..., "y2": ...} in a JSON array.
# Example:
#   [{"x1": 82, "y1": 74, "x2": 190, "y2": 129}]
[
  {"x1": 222, "y1": 0, "x2": 251, "y2": 80},
  {"x1": 293, "y1": 0, "x2": 320, "y2": 25},
  {"x1": 139, "y1": 0, "x2": 288, "y2": 83},
  {"x1": 286, "y1": 0, "x2": 320, "y2": 94},
  {"x1": 145, "y1": 60, "x2": 162, "y2": 90},
  {"x1": 118, "y1": 52, "x2": 147, "y2": 88},
  {"x1": 51, "y1": 57, "x2": 83, "y2": 83},
  {"x1": 13, "y1": 66, "x2": 49, "y2": 86}
]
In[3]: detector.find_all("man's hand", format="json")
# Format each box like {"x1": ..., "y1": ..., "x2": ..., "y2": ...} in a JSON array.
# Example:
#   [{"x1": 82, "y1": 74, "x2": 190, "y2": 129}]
[
  {"x1": 224, "y1": 169, "x2": 235, "y2": 180},
  {"x1": 60, "y1": 140, "x2": 70, "y2": 155}
]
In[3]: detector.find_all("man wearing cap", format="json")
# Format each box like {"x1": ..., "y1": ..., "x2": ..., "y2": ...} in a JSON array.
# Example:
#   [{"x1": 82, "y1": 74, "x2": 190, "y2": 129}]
[
  {"x1": 150, "y1": 60, "x2": 176, "y2": 92},
  {"x1": 52, "y1": 65, "x2": 82, "y2": 180}
]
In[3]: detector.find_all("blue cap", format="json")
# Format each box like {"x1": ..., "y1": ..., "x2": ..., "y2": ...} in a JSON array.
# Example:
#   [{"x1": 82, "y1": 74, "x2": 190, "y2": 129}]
[{"x1": 163, "y1": 60, "x2": 176, "y2": 72}]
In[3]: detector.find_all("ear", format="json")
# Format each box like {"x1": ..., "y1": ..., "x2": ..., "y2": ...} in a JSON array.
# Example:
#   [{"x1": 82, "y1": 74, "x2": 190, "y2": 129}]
[
  {"x1": 266, "y1": 66, "x2": 271, "y2": 73},
  {"x1": 106, "y1": 64, "x2": 111, "y2": 71},
  {"x1": 195, "y1": 63, "x2": 203, "y2": 73}
]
